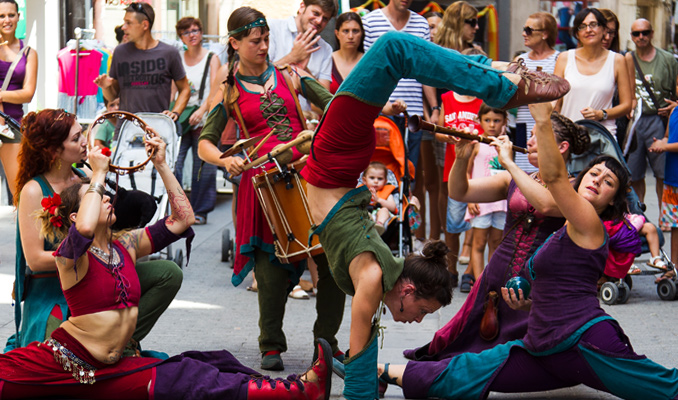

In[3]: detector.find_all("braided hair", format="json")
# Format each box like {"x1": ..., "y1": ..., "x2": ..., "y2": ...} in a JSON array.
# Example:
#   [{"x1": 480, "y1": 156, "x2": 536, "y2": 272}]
[{"x1": 550, "y1": 111, "x2": 590, "y2": 156}]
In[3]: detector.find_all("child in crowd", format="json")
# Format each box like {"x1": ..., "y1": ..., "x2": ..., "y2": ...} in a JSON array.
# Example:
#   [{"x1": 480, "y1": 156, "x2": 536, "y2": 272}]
[
  {"x1": 361, "y1": 161, "x2": 397, "y2": 235},
  {"x1": 649, "y1": 107, "x2": 678, "y2": 282},
  {"x1": 625, "y1": 212, "x2": 668, "y2": 275},
  {"x1": 464, "y1": 104, "x2": 508, "y2": 284},
  {"x1": 93, "y1": 97, "x2": 120, "y2": 149},
  {"x1": 438, "y1": 76, "x2": 482, "y2": 292}
]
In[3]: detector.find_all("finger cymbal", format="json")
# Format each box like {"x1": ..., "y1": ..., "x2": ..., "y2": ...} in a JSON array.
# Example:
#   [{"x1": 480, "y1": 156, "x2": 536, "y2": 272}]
[{"x1": 220, "y1": 136, "x2": 260, "y2": 159}]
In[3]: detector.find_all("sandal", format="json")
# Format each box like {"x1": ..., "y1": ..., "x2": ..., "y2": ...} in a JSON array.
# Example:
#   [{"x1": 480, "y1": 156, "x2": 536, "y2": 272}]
[
  {"x1": 194, "y1": 215, "x2": 207, "y2": 225},
  {"x1": 628, "y1": 265, "x2": 642, "y2": 275},
  {"x1": 0, "y1": 124, "x2": 14, "y2": 139},
  {"x1": 378, "y1": 363, "x2": 398, "y2": 398},
  {"x1": 646, "y1": 256, "x2": 669, "y2": 272},
  {"x1": 655, "y1": 270, "x2": 676, "y2": 284},
  {"x1": 288, "y1": 285, "x2": 310, "y2": 300}
]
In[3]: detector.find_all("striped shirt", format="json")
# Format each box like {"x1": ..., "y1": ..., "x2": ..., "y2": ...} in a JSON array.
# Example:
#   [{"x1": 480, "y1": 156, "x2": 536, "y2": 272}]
[
  {"x1": 362, "y1": 9, "x2": 430, "y2": 116},
  {"x1": 514, "y1": 51, "x2": 560, "y2": 173}
]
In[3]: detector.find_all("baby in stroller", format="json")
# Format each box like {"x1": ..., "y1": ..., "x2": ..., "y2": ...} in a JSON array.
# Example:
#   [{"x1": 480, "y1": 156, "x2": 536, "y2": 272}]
[{"x1": 362, "y1": 161, "x2": 398, "y2": 235}]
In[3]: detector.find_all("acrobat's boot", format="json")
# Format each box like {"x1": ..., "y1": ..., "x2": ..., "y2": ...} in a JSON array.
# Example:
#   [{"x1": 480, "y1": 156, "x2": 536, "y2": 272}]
[
  {"x1": 500, "y1": 61, "x2": 570, "y2": 110},
  {"x1": 343, "y1": 326, "x2": 379, "y2": 400},
  {"x1": 247, "y1": 338, "x2": 332, "y2": 400}
]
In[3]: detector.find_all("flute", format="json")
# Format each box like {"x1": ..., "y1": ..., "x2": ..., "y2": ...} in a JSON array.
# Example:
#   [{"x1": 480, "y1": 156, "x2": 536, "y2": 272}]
[{"x1": 407, "y1": 114, "x2": 528, "y2": 154}]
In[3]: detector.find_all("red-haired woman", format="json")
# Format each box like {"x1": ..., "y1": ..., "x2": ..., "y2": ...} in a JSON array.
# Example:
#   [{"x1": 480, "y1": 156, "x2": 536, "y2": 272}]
[{"x1": 5, "y1": 109, "x2": 182, "y2": 355}]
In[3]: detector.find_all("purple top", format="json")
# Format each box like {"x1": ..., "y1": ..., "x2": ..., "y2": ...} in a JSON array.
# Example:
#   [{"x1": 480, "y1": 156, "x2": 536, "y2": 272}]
[
  {"x1": 524, "y1": 225, "x2": 608, "y2": 353},
  {"x1": 0, "y1": 40, "x2": 28, "y2": 122}
]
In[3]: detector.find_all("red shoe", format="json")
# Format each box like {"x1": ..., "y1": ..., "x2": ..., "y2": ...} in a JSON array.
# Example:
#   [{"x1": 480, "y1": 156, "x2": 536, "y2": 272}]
[{"x1": 247, "y1": 338, "x2": 332, "y2": 400}]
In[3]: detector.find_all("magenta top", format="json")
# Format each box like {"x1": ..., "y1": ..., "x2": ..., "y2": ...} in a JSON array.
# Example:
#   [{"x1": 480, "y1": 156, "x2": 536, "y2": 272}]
[{"x1": 0, "y1": 40, "x2": 29, "y2": 122}]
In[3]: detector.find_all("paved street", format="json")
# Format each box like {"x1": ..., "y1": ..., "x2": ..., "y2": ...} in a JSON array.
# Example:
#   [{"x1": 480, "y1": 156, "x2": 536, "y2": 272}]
[{"x1": 0, "y1": 175, "x2": 676, "y2": 399}]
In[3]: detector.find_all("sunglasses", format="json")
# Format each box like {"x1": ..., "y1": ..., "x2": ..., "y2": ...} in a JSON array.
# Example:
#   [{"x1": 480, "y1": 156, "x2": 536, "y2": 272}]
[
  {"x1": 130, "y1": 2, "x2": 151, "y2": 23},
  {"x1": 631, "y1": 29, "x2": 652, "y2": 37},
  {"x1": 465, "y1": 18, "x2": 478, "y2": 28},
  {"x1": 50, "y1": 109, "x2": 74, "y2": 130},
  {"x1": 523, "y1": 26, "x2": 545, "y2": 36}
]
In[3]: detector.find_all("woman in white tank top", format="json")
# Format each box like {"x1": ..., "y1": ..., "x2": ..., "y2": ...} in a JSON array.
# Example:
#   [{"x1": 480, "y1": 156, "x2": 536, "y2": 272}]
[{"x1": 553, "y1": 8, "x2": 631, "y2": 137}]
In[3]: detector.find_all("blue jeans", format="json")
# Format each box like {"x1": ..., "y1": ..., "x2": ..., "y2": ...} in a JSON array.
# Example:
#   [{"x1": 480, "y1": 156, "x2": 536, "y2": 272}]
[{"x1": 174, "y1": 127, "x2": 217, "y2": 216}]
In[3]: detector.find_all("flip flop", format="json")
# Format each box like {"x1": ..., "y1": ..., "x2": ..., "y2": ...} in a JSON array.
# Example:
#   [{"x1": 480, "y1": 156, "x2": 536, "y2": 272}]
[{"x1": 655, "y1": 270, "x2": 676, "y2": 284}]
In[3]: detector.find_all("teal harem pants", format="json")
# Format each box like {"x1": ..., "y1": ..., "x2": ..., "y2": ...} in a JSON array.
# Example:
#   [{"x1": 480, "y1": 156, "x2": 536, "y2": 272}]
[{"x1": 402, "y1": 318, "x2": 678, "y2": 400}]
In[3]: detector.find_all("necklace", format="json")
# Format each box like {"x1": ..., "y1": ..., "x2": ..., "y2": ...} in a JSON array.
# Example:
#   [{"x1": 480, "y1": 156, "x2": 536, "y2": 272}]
[
  {"x1": 236, "y1": 62, "x2": 274, "y2": 87},
  {"x1": 90, "y1": 245, "x2": 121, "y2": 267}
]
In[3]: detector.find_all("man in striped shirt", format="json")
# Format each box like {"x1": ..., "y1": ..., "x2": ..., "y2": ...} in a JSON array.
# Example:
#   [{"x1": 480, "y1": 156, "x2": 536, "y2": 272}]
[{"x1": 362, "y1": 0, "x2": 440, "y2": 171}]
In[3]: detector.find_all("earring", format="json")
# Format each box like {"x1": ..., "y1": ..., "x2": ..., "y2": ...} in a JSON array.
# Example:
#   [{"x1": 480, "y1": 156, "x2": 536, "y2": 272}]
[
  {"x1": 542, "y1": 37, "x2": 546, "y2": 40},
  {"x1": 399, "y1": 298, "x2": 404, "y2": 313},
  {"x1": 56, "y1": 159, "x2": 62, "y2": 170}
]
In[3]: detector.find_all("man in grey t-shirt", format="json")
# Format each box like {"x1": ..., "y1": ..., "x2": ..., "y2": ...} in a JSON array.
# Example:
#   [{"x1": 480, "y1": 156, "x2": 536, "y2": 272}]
[{"x1": 95, "y1": 2, "x2": 189, "y2": 121}]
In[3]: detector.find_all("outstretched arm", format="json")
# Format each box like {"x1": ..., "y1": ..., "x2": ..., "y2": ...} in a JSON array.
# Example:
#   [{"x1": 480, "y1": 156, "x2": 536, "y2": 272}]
[
  {"x1": 491, "y1": 135, "x2": 563, "y2": 217},
  {"x1": 530, "y1": 102, "x2": 605, "y2": 248}
]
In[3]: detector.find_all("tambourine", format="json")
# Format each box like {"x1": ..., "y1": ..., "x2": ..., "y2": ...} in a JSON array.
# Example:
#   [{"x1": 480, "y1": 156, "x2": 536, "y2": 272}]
[{"x1": 86, "y1": 111, "x2": 157, "y2": 175}]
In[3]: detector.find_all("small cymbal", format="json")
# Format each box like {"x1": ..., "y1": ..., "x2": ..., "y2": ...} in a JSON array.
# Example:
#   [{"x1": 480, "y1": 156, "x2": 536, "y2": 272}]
[{"x1": 220, "y1": 136, "x2": 260, "y2": 159}]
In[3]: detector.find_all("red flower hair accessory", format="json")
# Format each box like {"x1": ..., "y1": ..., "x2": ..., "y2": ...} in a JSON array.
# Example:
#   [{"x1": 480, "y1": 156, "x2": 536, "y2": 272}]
[
  {"x1": 41, "y1": 193, "x2": 61, "y2": 216},
  {"x1": 101, "y1": 147, "x2": 111, "y2": 157},
  {"x1": 49, "y1": 215, "x2": 63, "y2": 228}
]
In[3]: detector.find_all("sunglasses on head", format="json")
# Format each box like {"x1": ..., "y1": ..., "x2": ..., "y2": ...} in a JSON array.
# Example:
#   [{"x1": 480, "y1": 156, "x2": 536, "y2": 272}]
[
  {"x1": 523, "y1": 26, "x2": 545, "y2": 36},
  {"x1": 130, "y1": 2, "x2": 151, "y2": 23},
  {"x1": 465, "y1": 18, "x2": 477, "y2": 28},
  {"x1": 631, "y1": 29, "x2": 652, "y2": 37}
]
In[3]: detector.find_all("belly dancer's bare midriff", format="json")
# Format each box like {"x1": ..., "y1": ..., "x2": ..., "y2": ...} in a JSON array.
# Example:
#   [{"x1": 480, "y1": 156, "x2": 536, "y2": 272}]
[{"x1": 306, "y1": 183, "x2": 354, "y2": 225}]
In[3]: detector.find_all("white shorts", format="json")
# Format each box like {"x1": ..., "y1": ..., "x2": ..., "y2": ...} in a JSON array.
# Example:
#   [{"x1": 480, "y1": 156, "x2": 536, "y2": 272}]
[{"x1": 470, "y1": 211, "x2": 507, "y2": 230}]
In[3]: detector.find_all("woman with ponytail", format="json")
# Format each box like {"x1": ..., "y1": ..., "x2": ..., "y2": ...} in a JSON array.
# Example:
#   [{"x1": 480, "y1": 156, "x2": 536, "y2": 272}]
[
  {"x1": 198, "y1": 6, "x2": 347, "y2": 372},
  {"x1": 6, "y1": 109, "x2": 183, "y2": 356}
]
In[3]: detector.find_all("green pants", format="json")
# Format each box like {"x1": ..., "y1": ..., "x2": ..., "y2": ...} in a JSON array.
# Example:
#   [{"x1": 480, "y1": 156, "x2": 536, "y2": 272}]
[
  {"x1": 255, "y1": 250, "x2": 345, "y2": 354},
  {"x1": 134, "y1": 259, "x2": 184, "y2": 343}
]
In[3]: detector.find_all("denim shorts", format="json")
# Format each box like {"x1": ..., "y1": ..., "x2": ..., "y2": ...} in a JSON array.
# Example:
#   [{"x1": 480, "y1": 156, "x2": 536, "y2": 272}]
[
  {"x1": 470, "y1": 211, "x2": 507, "y2": 230},
  {"x1": 447, "y1": 197, "x2": 471, "y2": 234}
]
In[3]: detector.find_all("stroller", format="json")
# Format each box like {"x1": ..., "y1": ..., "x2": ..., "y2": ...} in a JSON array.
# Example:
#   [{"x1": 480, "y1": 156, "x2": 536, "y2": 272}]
[
  {"x1": 364, "y1": 115, "x2": 419, "y2": 257},
  {"x1": 107, "y1": 112, "x2": 186, "y2": 268},
  {"x1": 567, "y1": 119, "x2": 676, "y2": 304}
]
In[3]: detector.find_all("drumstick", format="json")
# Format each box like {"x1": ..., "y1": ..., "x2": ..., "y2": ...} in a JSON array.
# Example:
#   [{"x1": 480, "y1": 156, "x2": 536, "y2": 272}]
[
  {"x1": 247, "y1": 130, "x2": 275, "y2": 159},
  {"x1": 243, "y1": 134, "x2": 313, "y2": 171}
]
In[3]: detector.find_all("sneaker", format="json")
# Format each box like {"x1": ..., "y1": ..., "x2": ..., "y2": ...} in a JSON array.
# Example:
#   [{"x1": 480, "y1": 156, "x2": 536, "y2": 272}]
[
  {"x1": 261, "y1": 351, "x2": 284, "y2": 371},
  {"x1": 460, "y1": 274, "x2": 474, "y2": 293}
]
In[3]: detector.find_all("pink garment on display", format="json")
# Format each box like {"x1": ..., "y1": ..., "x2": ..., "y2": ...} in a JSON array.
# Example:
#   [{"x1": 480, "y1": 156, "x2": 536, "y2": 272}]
[{"x1": 57, "y1": 47, "x2": 103, "y2": 96}]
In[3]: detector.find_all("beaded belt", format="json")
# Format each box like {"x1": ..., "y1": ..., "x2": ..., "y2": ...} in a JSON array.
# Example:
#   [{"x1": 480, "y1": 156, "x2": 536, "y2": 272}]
[{"x1": 46, "y1": 338, "x2": 97, "y2": 384}]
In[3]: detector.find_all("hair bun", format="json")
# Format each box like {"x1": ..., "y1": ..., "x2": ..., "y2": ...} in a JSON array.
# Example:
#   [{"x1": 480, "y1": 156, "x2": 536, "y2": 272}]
[
  {"x1": 570, "y1": 124, "x2": 591, "y2": 155},
  {"x1": 421, "y1": 240, "x2": 450, "y2": 261}
]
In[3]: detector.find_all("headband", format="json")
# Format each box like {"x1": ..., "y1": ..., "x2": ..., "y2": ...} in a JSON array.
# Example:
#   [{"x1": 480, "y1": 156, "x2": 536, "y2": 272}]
[{"x1": 228, "y1": 17, "x2": 267, "y2": 37}]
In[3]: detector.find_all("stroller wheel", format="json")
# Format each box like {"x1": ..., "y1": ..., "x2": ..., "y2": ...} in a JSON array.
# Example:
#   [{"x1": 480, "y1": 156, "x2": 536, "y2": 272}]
[
  {"x1": 174, "y1": 249, "x2": 184, "y2": 269},
  {"x1": 600, "y1": 282, "x2": 619, "y2": 305},
  {"x1": 221, "y1": 229, "x2": 233, "y2": 263},
  {"x1": 617, "y1": 281, "x2": 630, "y2": 304},
  {"x1": 657, "y1": 279, "x2": 677, "y2": 301},
  {"x1": 623, "y1": 275, "x2": 633, "y2": 291}
]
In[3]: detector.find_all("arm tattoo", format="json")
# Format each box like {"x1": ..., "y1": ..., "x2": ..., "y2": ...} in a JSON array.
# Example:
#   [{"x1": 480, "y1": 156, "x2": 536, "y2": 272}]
[
  {"x1": 168, "y1": 186, "x2": 192, "y2": 224},
  {"x1": 120, "y1": 230, "x2": 143, "y2": 251}
]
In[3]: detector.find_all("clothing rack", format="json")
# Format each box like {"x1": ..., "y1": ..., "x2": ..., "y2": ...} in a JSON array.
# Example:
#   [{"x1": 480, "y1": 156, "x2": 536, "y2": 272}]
[{"x1": 73, "y1": 28, "x2": 97, "y2": 115}]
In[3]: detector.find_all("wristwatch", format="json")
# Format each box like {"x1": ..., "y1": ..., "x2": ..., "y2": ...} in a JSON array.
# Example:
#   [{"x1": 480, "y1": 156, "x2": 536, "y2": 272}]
[
  {"x1": 431, "y1": 106, "x2": 441, "y2": 113},
  {"x1": 601, "y1": 109, "x2": 608, "y2": 120}
]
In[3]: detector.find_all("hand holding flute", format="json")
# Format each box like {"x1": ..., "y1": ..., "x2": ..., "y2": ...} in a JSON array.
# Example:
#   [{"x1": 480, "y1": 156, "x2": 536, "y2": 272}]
[{"x1": 408, "y1": 114, "x2": 528, "y2": 154}]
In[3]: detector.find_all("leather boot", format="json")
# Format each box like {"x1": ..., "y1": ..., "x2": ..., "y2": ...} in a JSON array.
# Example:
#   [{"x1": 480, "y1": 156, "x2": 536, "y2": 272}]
[
  {"x1": 501, "y1": 68, "x2": 570, "y2": 110},
  {"x1": 247, "y1": 338, "x2": 332, "y2": 400}
]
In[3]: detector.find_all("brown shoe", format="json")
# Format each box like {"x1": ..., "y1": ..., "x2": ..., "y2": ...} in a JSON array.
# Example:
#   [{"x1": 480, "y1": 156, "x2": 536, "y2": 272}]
[{"x1": 501, "y1": 69, "x2": 570, "y2": 110}]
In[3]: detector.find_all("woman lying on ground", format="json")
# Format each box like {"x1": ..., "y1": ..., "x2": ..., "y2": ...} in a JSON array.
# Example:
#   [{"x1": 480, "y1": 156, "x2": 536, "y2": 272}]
[
  {"x1": 300, "y1": 29, "x2": 571, "y2": 399},
  {"x1": 0, "y1": 136, "x2": 332, "y2": 400},
  {"x1": 369, "y1": 102, "x2": 678, "y2": 400}
]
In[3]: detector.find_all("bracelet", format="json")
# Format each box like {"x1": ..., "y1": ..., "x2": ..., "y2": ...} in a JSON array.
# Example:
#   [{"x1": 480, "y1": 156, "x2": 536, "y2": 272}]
[
  {"x1": 86, "y1": 182, "x2": 105, "y2": 197},
  {"x1": 431, "y1": 106, "x2": 441, "y2": 112},
  {"x1": 171, "y1": 111, "x2": 180, "y2": 117}
]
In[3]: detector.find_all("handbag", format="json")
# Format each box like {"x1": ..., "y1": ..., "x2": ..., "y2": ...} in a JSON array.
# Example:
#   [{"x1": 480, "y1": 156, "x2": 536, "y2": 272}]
[
  {"x1": 173, "y1": 51, "x2": 213, "y2": 135},
  {"x1": 0, "y1": 45, "x2": 30, "y2": 139}
]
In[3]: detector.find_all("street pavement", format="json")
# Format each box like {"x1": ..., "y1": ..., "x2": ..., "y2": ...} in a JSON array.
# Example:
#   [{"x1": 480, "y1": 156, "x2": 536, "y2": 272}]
[{"x1": 0, "y1": 176, "x2": 676, "y2": 399}]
